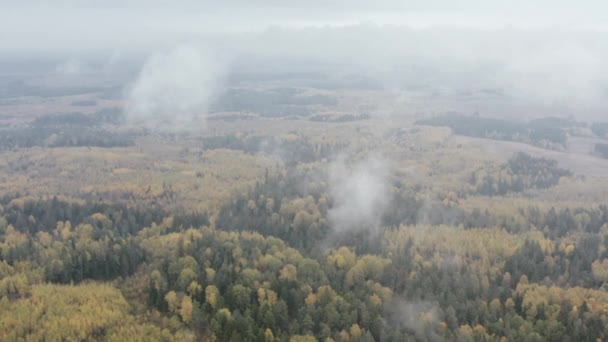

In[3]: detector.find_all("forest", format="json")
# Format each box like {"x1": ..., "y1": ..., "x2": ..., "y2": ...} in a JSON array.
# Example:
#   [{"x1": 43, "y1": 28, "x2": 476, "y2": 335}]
[
  {"x1": 6, "y1": 2, "x2": 608, "y2": 339},
  {"x1": 2, "y1": 27, "x2": 608, "y2": 340},
  {"x1": 2, "y1": 137, "x2": 608, "y2": 341}
]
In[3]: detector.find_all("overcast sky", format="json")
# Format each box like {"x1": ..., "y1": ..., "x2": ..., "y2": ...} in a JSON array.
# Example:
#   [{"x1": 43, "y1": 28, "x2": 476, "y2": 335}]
[{"x1": 2, "y1": 1, "x2": 608, "y2": 55}]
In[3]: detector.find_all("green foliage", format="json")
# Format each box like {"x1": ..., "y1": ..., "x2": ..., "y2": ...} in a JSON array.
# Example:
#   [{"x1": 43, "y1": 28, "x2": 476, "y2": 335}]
[
  {"x1": 595, "y1": 143, "x2": 608, "y2": 159},
  {"x1": 210, "y1": 87, "x2": 337, "y2": 117},
  {"x1": 591, "y1": 122, "x2": 608, "y2": 138},
  {"x1": 0, "y1": 108, "x2": 130, "y2": 149},
  {"x1": 1, "y1": 141, "x2": 608, "y2": 341},
  {"x1": 417, "y1": 114, "x2": 573, "y2": 147},
  {"x1": 470, "y1": 152, "x2": 571, "y2": 196},
  {"x1": 417, "y1": 113, "x2": 527, "y2": 141}
]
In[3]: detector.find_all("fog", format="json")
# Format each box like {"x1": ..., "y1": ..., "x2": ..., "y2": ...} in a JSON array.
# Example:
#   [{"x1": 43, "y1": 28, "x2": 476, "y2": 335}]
[
  {"x1": 3, "y1": 2, "x2": 608, "y2": 120},
  {"x1": 328, "y1": 156, "x2": 391, "y2": 235},
  {"x1": 125, "y1": 44, "x2": 226, "y2": 124}
]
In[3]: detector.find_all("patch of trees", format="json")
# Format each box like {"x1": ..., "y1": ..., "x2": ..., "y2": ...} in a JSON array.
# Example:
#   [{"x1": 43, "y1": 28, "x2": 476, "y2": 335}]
[
  {"x1": 0, "y1": 79, "x2": 103, "y2": 99},
  {"x1": 207, "y1": 114, "x2": 255, "y2": 122},
  {"x1": 0, "y1": 197, "x2": 207, "y2": 282},
  {"x1": 216, "y1": 169, "x2": 329, "y2": 251},
  {"x1": 595, "y1": 143, "x2": 608, "y2": 158},
  {"x1": 417, "y1": 114, "x2": 527, "y2": 140},
  {"x1": 32, "y1": 112, "x2": 99, "y2": 128},
  {"x1": 591, "y1": 122, "x2": 608, "y2": 138},
  {"x1": 417, "y1": 114, "x2": 572, "y2": 147},
  {"x1": 210, "y1": 87, "x2": 337, "y2": 117},
  {"x1": 0, "y1": 108, "x2": 130, "y2": 149},
  {"x1": 225, "y1": 70, "x2": 382, "y2": 90},
  {"x1": 310, "y1": 114, "x2": 371, "y2": 123},
  {"x1": 31, "y1": 108, "x2": 124, "y2": 127},
  {"x1": 0, "y1": 196, "x2": 208, "y2": 237},
  {"x1": 0, "y1": 282, "x2": 194, "y2": 341},
  {"x1": 460, "y1": 204, "x2": 608, "y2": 238},
  {"x1": 504, "y1": 236, "x2": 603, "y2": 288},
  {"x1": 226, "y1": 70, "x2": 328, "y2": 84},
  {"x1": 0, "y1": 126, "x2": 134, "y2": 149},
  {"x1": 470, "y1": 152, "x2": 571, "y2": 196},
  {"x1": 201, "y1": 134, "x2": 347, "y2": 166},
  {"x1": 527, "y1": 118, "x2": 568, "y2": 147},
  {"x1": 70, "y1": 99, "x2": 97, "y2": 106}
]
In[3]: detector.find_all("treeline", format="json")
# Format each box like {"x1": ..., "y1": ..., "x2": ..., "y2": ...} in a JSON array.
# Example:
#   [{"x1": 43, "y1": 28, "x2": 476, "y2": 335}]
[
  {"x1": 0, "y1": 127, "x2": 134, "y2": 149},
  {"x1": 470, "y1": 152, "x2": 572, "y2": 196},
  {"x1": 591, "y1": 122, "x2": 608, "y2": 138},
  {"x1": 0, "y1": 79, "x2": 103, "y2": 99},
  {"x1": 31, "y1": 108, "x2": 124, "y2": 127},
  {"x1": 71, "y1": 99, "x2": 97, "y2": 106},
  {"x1": 464, "y1": 205, "x2": 608, "y2": 238},
  {"x1": 416, "y1": 114, "x2": 572, "y2": 148},
  {"x1": 595, "y1": 143, "x2": 608, "y2": 159},
  {"x1": 201, "y1": 134, "x2": 347, "y2": 166},
  {"x1": 310, "y1": 114, "x2": 370, "y2": 123},
  {"x1": 0, "y1": 195, "x2": 208, "y2": 236},
  {"x1": 0, "y1": 108, "x2": 132, "y2": 149},
  {"x1": 210, "y1": 87, "x2": 337, "y2": 117}
]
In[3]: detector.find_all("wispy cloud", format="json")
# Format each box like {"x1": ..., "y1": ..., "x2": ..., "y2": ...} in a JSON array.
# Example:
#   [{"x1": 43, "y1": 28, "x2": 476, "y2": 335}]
[
  {"x1": 124, "y1": 44, "x2": 226, "y2": 124},
  {"x1": 328, "y1": 155, "x2": 391, "y2": 235}
]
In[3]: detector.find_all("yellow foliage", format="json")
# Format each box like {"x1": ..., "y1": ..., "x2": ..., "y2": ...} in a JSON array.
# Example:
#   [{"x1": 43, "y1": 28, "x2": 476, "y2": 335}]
[
  {"x1": 180, "y1": 296, "x2": 193, "y2": 323},
  {"x1": 264, "y1": 328, "x2": 275, "y2": 342},
  {"x1": 266, "y1": 290, "x2": 278, "y2": 305},
  {"x1": 257, "y1": 288, "x2": 266, "y2": 305},
  {"x1": 205, "y1": 285, "x2": 220, "y2": 309},
  {"x1": 290, "y1": 335, "x2": 317, "y2": 342},
  {"x1": 0, "y1": 283, "x2": 188, "y2": 341},
  {"x1": 305, "y1": 293, "x2": 317, "y2": 306},
  {"x1": 165, "y1": 291, "x2": 179, "y2": 313},
  {"x1": 459, "y1": 324, "x2": 473, "y2": 337},
  {"x1": 279, "y1": 264, "x2": 298, "y2": 282},
  {"x1": 369, "y1": 294, "x2": 382, "y2": 307}
]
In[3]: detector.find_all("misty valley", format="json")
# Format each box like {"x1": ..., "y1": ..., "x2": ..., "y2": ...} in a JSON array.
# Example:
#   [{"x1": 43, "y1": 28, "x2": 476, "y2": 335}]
[{"x1": 3, "y1": 4, "x2": 608, "y2": 341}]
